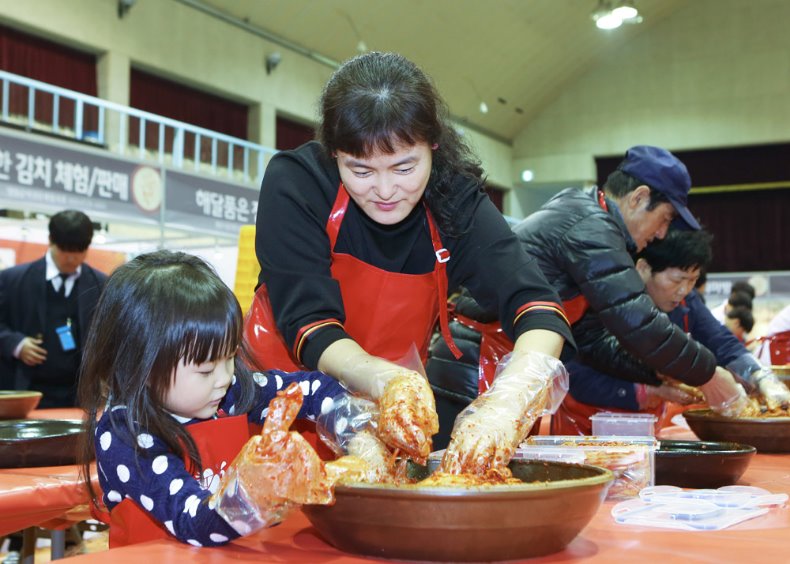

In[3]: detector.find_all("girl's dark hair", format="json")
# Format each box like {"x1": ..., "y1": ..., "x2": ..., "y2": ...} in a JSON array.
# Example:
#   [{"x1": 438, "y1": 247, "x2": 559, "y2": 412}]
[
  {"x1": 78, "y1": 250, "x2": 255, "y2": 506},
  {"x1": 317, "y1": 51, "x2": 484, "y2": 235}
]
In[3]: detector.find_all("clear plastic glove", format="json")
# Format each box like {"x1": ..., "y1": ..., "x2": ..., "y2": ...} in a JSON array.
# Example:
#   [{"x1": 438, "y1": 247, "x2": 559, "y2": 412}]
[
  {"x1": 752, "y1": 368, "x2": 790, "y2": 410},
  {"x1": 636, "y1": 383, "x2": 699, "y2": 410},
  {"x1": 440, "y1": 351, "x2": 567, "y2": 475},
  {"x1": 700, "y1": 367, "x2": 749, "y2": 417},
  {"x1": 377, "y1": 371, "x2": 438, "y2": 462},
  {"x1": 337, "y1": 354, "x2": 437, "y2": 462},
  {"x1": 316, "y1": 393, "x2": 379, "y2": 457},
  {"x1": 211, "y1": 383, "x2": 332, "y2": 535}
]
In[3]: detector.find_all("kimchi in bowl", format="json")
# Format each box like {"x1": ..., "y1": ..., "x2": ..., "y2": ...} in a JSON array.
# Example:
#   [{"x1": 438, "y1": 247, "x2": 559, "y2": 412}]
[
  {"x1": 302, "y1": 459, "x2": 612, "y2": 562},
  {"x1": 684, "y1": 408, "x2": 790, "y2": 453}
]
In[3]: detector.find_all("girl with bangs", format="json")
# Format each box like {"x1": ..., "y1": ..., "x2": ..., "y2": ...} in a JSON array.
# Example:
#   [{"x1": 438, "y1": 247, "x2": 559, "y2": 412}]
[
  {"x1": 78, "y1": 250, "x2": 345, "y2": 548},
  {"x1": 246, "y1": 51, "x2": 575, "y2": 474}
]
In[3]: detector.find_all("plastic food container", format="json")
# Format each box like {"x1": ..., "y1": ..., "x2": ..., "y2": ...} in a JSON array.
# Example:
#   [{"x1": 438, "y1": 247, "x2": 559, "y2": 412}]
[
  {"x1": 518, "y1": 436, "x2": 657, "y2": 500},
  {"x1": 590, "y1": 412, "x2": 658, "y2": 436}
]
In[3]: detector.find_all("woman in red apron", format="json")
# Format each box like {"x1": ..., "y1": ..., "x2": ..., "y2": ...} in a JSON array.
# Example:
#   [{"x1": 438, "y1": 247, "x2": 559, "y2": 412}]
[
  {"x1": 247, "y1": 52, "x2": 574, "y2": 473},
  {"x1": 78, "y1": 251, "x2": 345, "y2": 547}
]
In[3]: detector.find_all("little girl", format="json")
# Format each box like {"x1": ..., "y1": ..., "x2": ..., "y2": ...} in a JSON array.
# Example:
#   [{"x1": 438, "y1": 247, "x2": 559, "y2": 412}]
[{"x1": 78, "y1": 250, "x2": 346, "y2": 548}]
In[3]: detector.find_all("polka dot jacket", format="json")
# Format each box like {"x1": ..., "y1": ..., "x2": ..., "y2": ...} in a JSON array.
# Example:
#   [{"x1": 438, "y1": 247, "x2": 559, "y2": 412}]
[{"x1": 95, "y1": 369, "x2": 346, "y2": 546}]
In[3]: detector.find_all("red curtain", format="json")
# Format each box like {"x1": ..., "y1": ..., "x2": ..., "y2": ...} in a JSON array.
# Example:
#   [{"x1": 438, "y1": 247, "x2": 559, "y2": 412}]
[
  {"x1": 688, "y1": 189, "x2": 789, "y2": 272},
  {"x1": 0, "y1": 24, "x2": 97, "y2": 133},
  {"x1": 130, "y1": 68, "x2": 248, "y2": 167},
  {"x1": 275, "y1": 116, "x2": 314, "y2": 150}
]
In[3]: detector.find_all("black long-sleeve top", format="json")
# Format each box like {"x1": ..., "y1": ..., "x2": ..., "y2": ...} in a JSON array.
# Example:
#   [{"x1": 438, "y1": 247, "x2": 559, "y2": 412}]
[{"x1": 256, "y1": 141, "x2": 574, "y2": 369}]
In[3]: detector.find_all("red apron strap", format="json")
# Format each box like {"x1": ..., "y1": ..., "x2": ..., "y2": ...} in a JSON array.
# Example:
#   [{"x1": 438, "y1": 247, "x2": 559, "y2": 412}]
[
  {"x1": 425, "y1": 206, "x2": 462, "y2": 360},
  {"x1": 326, "y1": 185, "x2": 350, "y2": 250}
]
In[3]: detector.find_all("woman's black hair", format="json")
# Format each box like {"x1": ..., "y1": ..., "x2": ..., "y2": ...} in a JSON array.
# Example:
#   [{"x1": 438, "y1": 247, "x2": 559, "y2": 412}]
[
  {"x1": 637, "y1": 228, "x2": 714, "y2": 273},
  {"x1": 78, "y1": 250, "x2": 255, "y2": 506},
  {"x1": 317, "y1": 51, "x2": 484, "y2": 236}
]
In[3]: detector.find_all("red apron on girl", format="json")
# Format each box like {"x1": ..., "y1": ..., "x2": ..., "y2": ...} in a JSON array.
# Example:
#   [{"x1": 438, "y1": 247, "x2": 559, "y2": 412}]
[{"x1": 103, "y1": 414, "x2": 250, "y2": 548}]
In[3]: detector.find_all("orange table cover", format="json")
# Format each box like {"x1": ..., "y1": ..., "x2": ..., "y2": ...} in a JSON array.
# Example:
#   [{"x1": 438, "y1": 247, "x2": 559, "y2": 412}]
[
  {"x1": 0, "y1": 465, "x2": 92, "y2": 537},
  {"x1": 0, "y1": 408, "x2": 92, "y2": 536},
  {"x1": 55, "y1": 452, "x2": 790, "y2": 563}
]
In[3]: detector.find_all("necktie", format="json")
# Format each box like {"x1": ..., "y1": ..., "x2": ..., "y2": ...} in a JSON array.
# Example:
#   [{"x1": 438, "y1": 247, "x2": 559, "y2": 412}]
[{"x1": 56, "y1": 272, "x2": 68, "y2": 297}]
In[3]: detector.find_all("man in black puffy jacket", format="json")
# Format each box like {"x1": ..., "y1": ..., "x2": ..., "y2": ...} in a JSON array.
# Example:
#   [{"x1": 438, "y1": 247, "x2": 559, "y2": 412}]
[{"x1": 427, "y1": 146, "x2": 748, "y2": 445}]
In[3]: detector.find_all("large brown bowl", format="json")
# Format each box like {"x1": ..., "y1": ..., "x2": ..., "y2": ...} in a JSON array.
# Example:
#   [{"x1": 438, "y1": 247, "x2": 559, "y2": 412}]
[
  {"x1": 683, "y1": 408, "x2": 790, "y2": 453},
  {"x1": 0, "y1": 419, "x2": 84, "y2": 468},
  {"x1": 655, "y1": 440, "x2": 756, "y2": 488},
  {"x1": 303, "y1": 459, "x2": 612, "y2": 562},
  {"x1": 0, "y1": 390, "x2": 42, "y2": 419}
]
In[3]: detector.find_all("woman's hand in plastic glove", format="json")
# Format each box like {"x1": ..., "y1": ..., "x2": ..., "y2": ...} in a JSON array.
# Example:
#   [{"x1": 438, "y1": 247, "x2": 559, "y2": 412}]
[
  {"x1": 441, "y1": 351, "x2": 565, "y2": 475},
  {"x1": 700, "y1": 367, "x2": 749, "y2": 417},
  {"x1": 637, "y1": 383, "x2": 700, "y2": 409},
  {"x1": 378, "y1": 371, "x2": 438, "y2": 462},
  {"x1": 440, "y1": 405, "x2": 515, "y2": 475},
  {"x1": 753, "y1": 368, "x2": 790, "y2": 410}
]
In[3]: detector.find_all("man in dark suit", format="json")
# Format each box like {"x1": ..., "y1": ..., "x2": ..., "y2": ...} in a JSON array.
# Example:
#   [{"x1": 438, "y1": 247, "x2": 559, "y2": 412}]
[{"x1": 0, "y1": 210, "x2": 107, "y2": 407}]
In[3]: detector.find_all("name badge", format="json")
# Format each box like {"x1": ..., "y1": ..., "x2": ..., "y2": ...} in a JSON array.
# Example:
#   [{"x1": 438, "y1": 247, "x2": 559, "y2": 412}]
[{"x1": 56, "y1": 325, "x2": 76, "y2": 351}]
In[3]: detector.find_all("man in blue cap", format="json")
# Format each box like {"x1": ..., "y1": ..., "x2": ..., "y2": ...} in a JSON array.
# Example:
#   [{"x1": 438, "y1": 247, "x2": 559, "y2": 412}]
[
  {"x1": 427, "y1": 146, "x2": 748, "y2": 443},
  {"x1": 513, "y1": 145, "x2": 749, "y2": 430}
]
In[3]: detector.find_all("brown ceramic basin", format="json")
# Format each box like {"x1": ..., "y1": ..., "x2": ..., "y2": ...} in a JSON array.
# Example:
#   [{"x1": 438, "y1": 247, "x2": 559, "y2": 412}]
[
  {"x1": 684, "y1": 408, "x2": 790, "y2": 453},
  {"x1": 303, "y1": 459, "x2": 612, "y2": 562},
  {"x1": 0, "y1": 419, "x2": 84, "y2": 468},
  {"x1": 0, "y1": 390, "x2": 42, "y2": 419},
  {"x1": 655, "y1": 440, "x2": 756, "y2": 488}
]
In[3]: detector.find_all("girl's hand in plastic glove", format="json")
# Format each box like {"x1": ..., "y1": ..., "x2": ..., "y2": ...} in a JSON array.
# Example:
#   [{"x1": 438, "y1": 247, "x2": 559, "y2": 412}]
[
  {"x1": 753, "y1": 368, "x2": 790, "y2": 410},
  {"x1": 378, "y1": 371, "x2": 438, "y2": 463},
  {"x1": 212, "y1": 383, "x2": 332, "y2": 534},
  {"x1": 700, "y1": 367, "x2": 749, "y2": 417}
]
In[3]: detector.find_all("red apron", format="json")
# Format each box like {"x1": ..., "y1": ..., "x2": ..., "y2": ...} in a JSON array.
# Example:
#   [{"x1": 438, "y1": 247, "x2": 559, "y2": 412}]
[
  {"x1": 104, "y1": 414, "x2": 250, "y2": 548},
  {"x1": 550, "y1": 394, "x2": 664, "y2": 436},
  {"x1": 753, "y1": 330, "x2": 790, "y2": 365},
  {"x1": 244, "y1": 185, "x2": 460, "y2": 454}
]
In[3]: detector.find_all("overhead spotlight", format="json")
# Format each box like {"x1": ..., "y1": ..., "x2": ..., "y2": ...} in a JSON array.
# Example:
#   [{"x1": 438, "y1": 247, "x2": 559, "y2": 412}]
[
  {"x1": 479, "y1": 101, "x2": 489, "y2": 114},
  {"x1": 265, "y1": 52, "x2": 282, "y2": 75},
  {"x1": 612, "y1": 0, "x2": 639, "y2": 20},
  {"x1": 592, "y1": 0, "x2": 641, "y2": 29},
  {"x1": 521, "y1": 169, "x2": 534, "y2": 182}
]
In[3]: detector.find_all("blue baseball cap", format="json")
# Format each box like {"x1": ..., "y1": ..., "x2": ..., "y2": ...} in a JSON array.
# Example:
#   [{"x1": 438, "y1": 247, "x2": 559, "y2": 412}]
[{"x1": 619, "y1": 145, "x2": 700, "y2": 230}]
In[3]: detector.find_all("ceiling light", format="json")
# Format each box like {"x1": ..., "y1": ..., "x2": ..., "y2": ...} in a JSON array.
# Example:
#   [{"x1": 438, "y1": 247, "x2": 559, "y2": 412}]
[
  {"x1": 591, "y1": 0, "x2": 641, "y2": 30},
  {"x1": 612, "y1": 0, "x2": 638, "y2": 20},
  {"x1": 521, "y1": 169, "x2": 534, "y2": 182},
  {"x1": 479, "y1": 101, "x2": 489, "y2": 114},
  {"x1": 595, "y1": 12, "x2": 622, "y2": 29}
]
